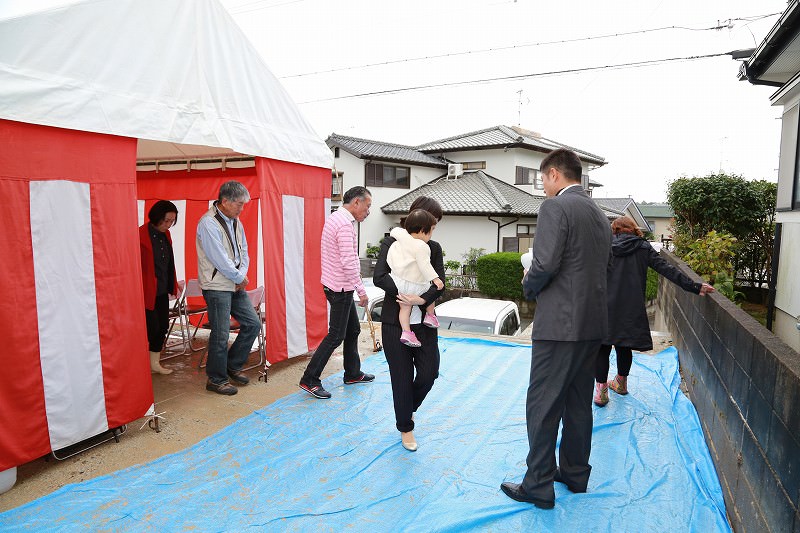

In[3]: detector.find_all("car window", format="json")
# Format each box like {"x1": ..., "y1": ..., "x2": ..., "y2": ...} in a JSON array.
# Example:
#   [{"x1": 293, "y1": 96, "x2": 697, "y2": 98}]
[
  {"x1": 500, "y1": 312, "x2": 519, "y2": 335},
  {"x1": 438, "y1": 316, "x2": 494, "y2": 335},
  {"x1": 371, "y1": 302, "x2": 383, "y2": 322}
]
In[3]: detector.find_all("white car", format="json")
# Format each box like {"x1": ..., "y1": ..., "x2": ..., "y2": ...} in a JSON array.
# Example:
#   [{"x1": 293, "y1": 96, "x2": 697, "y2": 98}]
[
  {"x1": 434, "y1": 297, "x2": 521, "y2": 336},
  {"x1": 354, "y1": 279, "x2": 385, "y2": 322}
]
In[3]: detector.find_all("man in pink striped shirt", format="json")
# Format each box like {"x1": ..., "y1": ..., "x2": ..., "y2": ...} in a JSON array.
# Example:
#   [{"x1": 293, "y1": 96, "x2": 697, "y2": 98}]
[{"x1": 300, "y1": 186, "x2": 375, "y2": 399}]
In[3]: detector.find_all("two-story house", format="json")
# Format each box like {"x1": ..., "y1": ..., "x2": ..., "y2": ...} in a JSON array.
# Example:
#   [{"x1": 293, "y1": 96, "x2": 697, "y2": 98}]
[{"x1": 327, "y1": 125, "x2": 649, "y2": 262}]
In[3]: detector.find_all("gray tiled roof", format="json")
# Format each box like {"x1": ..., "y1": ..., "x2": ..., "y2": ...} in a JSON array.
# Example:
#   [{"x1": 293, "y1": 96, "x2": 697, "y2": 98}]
[
  {"x1": 327, "y1": 133, "x2": 447, "y2": 167},
  {"x1": 381, "y1": 171, "x2": 546, "y2": 216},
  {"x1": 638, "y1": 203, "x2": 674, "y2": 218},
  {"x1": 593, "y1": 198, "x2": 635, "y2": 213},
  {"x1": 417, "y1": 125, "x2": 605, "y2": 165}
]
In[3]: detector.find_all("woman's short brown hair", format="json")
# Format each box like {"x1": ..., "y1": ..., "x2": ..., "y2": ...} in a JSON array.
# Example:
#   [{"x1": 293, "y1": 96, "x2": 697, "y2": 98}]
[{"x1": 611, "y1": 216, "x2": 643, "y2": 237}]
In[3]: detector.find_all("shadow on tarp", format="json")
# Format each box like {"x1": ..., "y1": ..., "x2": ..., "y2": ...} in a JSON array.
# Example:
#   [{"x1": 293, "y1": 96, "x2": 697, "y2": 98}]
[{"x1": 0, "y1": 338, "x2": 730, "y2": 532}]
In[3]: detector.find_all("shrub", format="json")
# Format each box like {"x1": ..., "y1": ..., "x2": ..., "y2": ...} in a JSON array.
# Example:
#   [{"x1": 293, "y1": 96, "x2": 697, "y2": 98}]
[
  {"x1": 475, "y1": 252, "x2": 524, "y2": 299},
  {"x1": 646, "y1": 268, "x2": 658, "y2": 301},
  {"x1": 365, "y1": 244, "x2": 381, "y2": 259},
  {"x1": 682, "y1": 230, "x2": 738, "y2": 282}
]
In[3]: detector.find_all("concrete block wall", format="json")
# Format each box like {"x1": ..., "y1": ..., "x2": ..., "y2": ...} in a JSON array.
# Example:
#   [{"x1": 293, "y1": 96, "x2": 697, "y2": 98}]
[{"x1": 656, "y1": 252, "x2": 800, "y2": 532}]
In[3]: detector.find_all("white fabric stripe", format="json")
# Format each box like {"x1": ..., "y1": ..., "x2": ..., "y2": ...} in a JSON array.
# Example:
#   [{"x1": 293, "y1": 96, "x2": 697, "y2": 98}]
[
  {"x1": 30, "y1": 181, "x2": 107, "y2": 450},
  {"x1": 170, "y1": 199, "x2": 187, "y2": 283},
  {"x1": 283, "y1": 195, "x2": 307, "y2": 356}
]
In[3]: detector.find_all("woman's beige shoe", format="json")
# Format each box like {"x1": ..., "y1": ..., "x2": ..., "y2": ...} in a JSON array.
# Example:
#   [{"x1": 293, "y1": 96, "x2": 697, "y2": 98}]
[
  {"x1": 401, "y1": 431, "x2": 417, "y2": 452},
  {"x1": 149, "y1": 351, "x2": 173, "y2": 375}
]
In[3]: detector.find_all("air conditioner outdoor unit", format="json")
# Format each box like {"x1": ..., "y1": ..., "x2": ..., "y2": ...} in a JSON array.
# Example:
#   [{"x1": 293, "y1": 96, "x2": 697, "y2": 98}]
[{"x1": 447, "y1": 163, "x2": 463, "y2": 179}]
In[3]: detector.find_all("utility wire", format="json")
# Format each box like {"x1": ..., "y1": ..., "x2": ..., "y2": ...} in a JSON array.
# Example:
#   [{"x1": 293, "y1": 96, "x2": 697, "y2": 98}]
[
  {"x1": 281, "y1": 15, "x2": 780, "y2": 79},
  {"x1": 297, "y1": 52, "x2": 731, "y2": 104}
]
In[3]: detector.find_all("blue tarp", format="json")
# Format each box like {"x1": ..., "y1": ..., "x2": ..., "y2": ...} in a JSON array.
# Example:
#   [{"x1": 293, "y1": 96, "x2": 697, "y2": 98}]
[{"x1": 0, "y1": 338, "x2": 730, "y2": 532}]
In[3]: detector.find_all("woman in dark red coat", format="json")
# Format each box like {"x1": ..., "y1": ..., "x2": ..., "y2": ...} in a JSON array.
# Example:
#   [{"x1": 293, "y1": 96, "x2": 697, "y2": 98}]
[
  {"x1": 594, "y1": 217, "x2": 714, "y2": 406},
  {"x1": 139, "y1": 200, "x2": 179, "y2": 375}
]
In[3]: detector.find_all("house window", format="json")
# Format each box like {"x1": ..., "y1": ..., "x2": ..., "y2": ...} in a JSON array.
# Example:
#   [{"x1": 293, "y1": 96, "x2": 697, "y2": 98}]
[
  {"x1": 365, "y1": 163, "x2": 410, "y2": 189},
  {"x1": 515, "y1": 166, "x2": 541, "y2": 189},
  {"x1": 517, "y1": 224, "x2": 530, "y2": 235},
  {"x1": 334, "y1": 147, "x2": 340, "y2": 158},
  {"x1": 331, "y1": 171, "x2": 343, "y2": 199},
  {"x1": 462, "y1": 161, "x2": 486, "y2": 170}
]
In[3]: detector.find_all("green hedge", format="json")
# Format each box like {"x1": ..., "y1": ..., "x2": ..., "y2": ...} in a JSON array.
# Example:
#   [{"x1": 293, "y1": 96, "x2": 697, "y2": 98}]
[
  {"x1": 476, "y1": 252, "x2": 524, "y2": 299},
  {"x1": 646, "y1": 267, "x2": 657, "y2": 301}
]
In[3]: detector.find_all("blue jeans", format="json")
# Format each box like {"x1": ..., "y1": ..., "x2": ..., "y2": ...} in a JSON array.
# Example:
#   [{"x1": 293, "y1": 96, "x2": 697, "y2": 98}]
[
  {"x1": 301, "y1": 288, "x2": 362, "y2": 387},
  {"x1": 202, "y1": 289, "x2": 260, "y2": 385}
]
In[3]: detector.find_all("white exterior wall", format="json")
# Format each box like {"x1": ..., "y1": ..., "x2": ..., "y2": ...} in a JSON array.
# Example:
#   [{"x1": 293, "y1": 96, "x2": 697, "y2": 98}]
[
  {"x1": 332, "y1": 148, "x2": 444, "y2": 253},
  {"x1": 646, "y1": 217, "x2": 674, "y2": 241},
  {"x1": 771, "y1": 83, "x2": 800, "y2": 351}
]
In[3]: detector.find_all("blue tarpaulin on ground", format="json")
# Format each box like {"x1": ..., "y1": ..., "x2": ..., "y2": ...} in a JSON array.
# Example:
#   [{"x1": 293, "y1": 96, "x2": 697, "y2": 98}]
[{"x1": 0, "y1": 338, "x2": 730, "y2": 532}]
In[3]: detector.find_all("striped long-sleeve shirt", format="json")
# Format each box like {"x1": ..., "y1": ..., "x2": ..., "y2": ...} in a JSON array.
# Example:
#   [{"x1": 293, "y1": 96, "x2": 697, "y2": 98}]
[{"x1": 321, "y1": 206, "x2": 365, "y2": 297}]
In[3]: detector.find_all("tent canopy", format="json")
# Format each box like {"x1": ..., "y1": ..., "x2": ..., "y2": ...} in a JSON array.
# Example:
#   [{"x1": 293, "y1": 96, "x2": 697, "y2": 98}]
[{"x1": 0, "y1": 0, "x2": 332, "y2": 169}]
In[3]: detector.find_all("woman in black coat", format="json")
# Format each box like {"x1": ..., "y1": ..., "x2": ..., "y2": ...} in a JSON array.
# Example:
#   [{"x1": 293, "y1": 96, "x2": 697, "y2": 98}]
[
  {"x1": 373, "y1": 196, "x2": 445, "y2": 451},
  {"x1": 594, "y1": 216, "x2": 714, "y2": 406}
]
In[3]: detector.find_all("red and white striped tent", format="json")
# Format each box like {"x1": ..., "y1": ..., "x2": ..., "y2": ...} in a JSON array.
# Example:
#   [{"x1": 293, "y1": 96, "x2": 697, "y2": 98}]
[{"x1": 0, "y1": 0, "x2": 331, "y2": 470}]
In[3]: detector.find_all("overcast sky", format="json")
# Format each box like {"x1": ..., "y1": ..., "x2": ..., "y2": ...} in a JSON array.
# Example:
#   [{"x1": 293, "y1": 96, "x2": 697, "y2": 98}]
[
  {"x1": 0, "y1": 0, "x2": 789, "y2": 202},
  {"x1": 218, "y1": 0, "x2": 787, "y2": 202}
]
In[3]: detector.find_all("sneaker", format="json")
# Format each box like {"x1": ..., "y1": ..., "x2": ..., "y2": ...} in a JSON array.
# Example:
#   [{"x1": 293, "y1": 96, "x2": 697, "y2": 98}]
[
  {"x1": 400, "y1": 331, "x2": 422, "y2": 347},
  {"x1": 593, "y1": 382, "x2": 609, "y2": 407},
  {"x1": 609, "y1": 375, "x2": 628, "y2": 395},
  {"x1": 227, "y1": 369, "x2": 250, "y2": 385},
  {"x1": 299, "y1": 382, "x2": 332, "y2": 399},
  {"x1": 423, "y1": 313, "x2": 440, "y2": 328},
  {"x1": 206, "y1": 380, "x2": 238, "y2": 396},
  {"x1": 344, "y1": 373, "x2": 375, "y2": 385}
]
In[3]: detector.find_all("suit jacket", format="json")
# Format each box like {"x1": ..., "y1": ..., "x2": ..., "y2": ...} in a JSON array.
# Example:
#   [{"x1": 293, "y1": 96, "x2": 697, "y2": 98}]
[{"x1": 523, "y1": 186, "x2": 612, "y2": 341}]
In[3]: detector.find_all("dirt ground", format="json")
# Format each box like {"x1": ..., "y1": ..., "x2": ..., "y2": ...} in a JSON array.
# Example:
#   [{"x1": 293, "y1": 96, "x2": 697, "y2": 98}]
[{"x1": 0, "y1": 325, "x2": 673, "y2": 513}]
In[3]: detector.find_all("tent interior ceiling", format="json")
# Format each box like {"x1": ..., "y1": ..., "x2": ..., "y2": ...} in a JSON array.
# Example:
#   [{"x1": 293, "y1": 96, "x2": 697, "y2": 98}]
[{"x1": 136, "y1": 140, "x2": 241, "y2": 162}]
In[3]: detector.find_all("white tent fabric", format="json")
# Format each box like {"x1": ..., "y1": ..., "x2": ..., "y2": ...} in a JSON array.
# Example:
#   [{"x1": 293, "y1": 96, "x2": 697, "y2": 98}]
[{"x1": 0, "y1": 0, "x2": 332, "y2": 169}]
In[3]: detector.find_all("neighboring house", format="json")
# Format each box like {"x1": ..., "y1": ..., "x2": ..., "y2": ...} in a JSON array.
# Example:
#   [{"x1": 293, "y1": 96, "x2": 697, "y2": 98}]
[
  {"x1": 327, "y1": 126, "x2": 642, "y2": 262},
  {"x1": 593, "y1": 197, "x2": 651, "y2": 234},
  {"x1": 638, "y1": 203, "x2": 675, "y2": 241},
  {"x1": 739, "y1": 1, "x2": 800, "y2": 351}
]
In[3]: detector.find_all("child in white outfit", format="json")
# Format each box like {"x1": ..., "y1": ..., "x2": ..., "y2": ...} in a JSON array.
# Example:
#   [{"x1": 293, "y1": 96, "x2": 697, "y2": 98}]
[{"x1": 387, "y1": 209, "x2": 444, "y2": 347}]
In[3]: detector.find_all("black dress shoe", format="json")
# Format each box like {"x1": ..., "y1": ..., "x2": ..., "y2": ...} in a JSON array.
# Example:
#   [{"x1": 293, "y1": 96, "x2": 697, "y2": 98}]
[
  {"x1": 553, "y1": 469, "x2": 587, "y2": 494},
  {"x1": 227, "y1": 369, "x2": 250, "y2": 385},
  {"x1": 500, "y1": 482, "x2": 554, "y2": 509}
]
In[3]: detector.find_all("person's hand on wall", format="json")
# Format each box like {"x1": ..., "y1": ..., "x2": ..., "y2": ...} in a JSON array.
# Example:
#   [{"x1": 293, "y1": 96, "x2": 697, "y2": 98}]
[{"x1": 699, "y1": 283, "x2": 715, "y2": 296}]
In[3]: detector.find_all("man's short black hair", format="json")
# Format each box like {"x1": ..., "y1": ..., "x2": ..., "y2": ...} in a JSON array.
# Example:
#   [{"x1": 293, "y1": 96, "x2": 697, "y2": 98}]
[
  {"x1": 343, "y1": 186, "x2": 371, "y2": 204},
  {"x1": 540, "y1": 148, "x2": 582, "y2": 183}
]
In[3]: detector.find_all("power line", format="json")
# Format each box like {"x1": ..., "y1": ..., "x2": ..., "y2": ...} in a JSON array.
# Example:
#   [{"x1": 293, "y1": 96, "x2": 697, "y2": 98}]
[
  {"x1": 297, "y1": 52, "x2": 731, "y2": 104},
  {"x1": 281, "y1": 15, "x2": 780, "y2": 79}
]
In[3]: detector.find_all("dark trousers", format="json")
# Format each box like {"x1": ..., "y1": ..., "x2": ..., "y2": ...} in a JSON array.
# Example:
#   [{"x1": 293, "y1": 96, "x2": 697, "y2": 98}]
[
  {"x1": 595, "y1": 344, "x2": 633, "y2": 383},
  {"x1": 522, "y1": 339, "x2": 599, "y2": 501},
  {"x1": 145, "y1": 293, "x2": 170, "y2": 352},
  {"x1": 301, "y1": 288, "x2": 362, "y2": 387},
  {"x1": 383, "y1": 322, "x2": 440, "y2": 433}
]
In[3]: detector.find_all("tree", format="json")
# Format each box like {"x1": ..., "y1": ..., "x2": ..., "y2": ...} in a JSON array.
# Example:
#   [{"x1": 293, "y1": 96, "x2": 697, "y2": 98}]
[
  {"x1": 667, "y1": 174, "x2": 776, "y2": 293},
  {"x1": 667, "y1": 173, "x2": 764, "y2": 245}
]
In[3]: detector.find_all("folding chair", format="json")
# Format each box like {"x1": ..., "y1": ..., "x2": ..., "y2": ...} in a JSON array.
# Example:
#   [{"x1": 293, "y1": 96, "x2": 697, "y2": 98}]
[
  {"x1": 182, "y1": 279, "x2": 208, "y2": 352},
  {"x1": 198, "y1": 286, "x2": 267, "y2": 373},
  {"x1": 162, "y1": 280, "x2": 188, "y2": 358}
]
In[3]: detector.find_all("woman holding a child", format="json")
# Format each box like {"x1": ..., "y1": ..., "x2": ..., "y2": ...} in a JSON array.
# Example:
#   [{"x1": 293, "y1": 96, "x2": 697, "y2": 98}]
[{"x1": 373, "y1": 196, "x2": 446, "y2": 452}]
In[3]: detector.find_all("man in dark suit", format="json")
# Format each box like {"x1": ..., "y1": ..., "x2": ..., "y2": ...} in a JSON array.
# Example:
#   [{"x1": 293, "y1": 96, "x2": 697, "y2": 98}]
[{"x1": 501, "y1": 148, "x2": 612, "y2": 509}]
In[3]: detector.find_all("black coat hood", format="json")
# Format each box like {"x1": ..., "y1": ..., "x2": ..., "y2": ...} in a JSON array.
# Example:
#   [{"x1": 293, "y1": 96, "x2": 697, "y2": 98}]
[{"x1": 611, "y1": 233, "x2": 649, "y2": 257}]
